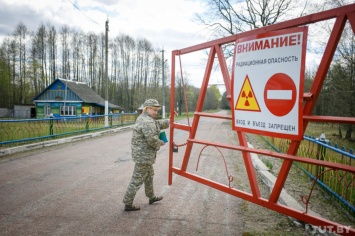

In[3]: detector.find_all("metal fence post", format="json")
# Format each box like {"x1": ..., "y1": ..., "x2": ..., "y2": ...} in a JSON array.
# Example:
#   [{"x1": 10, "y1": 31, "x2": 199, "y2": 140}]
[
  {"x1": 49, "y1": 119, "x2": 53, "y2": 135},
  {"x1": 86, "y1": 117, "x2": 89, "y2": 131},
  {"x1": 316, "y1": 133, "x2": 327, "y2": 182}
]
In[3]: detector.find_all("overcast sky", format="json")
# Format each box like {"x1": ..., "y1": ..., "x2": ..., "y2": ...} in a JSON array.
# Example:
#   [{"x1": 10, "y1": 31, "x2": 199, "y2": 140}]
[
  {"x1": 0, "y1": 0, "x2": 215, "y2": 87},
  {"x1": 0, "y1": 0, "x2": 208, "y2": 47}
]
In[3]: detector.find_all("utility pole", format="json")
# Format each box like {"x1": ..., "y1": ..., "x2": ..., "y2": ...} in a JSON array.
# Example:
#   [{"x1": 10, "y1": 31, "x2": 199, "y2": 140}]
[
  {"x1": 104, "y1": 19, "x2": 109, "y2": 126},
  {"x1": 161, "y1": 49, "x2": 165, "y2": 118}
]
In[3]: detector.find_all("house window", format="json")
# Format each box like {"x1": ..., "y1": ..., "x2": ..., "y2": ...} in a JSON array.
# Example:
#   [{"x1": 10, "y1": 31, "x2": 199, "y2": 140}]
[
  {"x1": 44, "y1": 105, "x2": 51, "y2": 116},
  {"x1": 60, "y1": 106, "x2": 76, "y2": 116}
]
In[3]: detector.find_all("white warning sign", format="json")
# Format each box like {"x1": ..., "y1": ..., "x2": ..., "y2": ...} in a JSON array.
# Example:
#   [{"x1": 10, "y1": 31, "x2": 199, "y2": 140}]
[{"x1": 231, "y1": 27, "x2": 308, "y2": 140}]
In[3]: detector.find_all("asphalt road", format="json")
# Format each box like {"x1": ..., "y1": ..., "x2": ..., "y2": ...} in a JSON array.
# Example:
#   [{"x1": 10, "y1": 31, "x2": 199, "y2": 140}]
[{"x1": 0, "y1": 111, "x2": 306, "y2": 235}]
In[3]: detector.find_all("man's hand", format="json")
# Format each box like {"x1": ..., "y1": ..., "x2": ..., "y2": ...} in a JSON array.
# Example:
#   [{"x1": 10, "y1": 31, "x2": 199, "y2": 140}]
[{"x1": 169, "y1": 111, "x2": 178, "y2": 118}]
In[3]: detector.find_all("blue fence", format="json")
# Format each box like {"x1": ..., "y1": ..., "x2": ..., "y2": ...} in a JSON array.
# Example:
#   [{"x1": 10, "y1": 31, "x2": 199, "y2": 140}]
[
  {"x1": 264, "y1": 135, "x2": 355, "y2": 216},
  {"x1": 0, "y1": 113, "x2": 138, "y2": 146}
]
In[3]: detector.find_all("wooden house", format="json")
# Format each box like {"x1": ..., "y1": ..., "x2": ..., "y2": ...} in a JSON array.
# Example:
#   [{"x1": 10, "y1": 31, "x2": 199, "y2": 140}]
[{"x1": 32, "y1": 79, "x2": 120, "y2": 118}]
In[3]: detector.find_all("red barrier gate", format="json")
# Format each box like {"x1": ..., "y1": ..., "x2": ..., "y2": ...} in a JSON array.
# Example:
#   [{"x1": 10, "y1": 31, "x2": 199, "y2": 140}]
[{"x1": 169, "y1": 4, "x2": 355, "y2": 235}]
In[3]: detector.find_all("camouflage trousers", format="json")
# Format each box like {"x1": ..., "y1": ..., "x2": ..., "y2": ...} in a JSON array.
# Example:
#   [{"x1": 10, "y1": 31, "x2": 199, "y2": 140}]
[{"x1": 123, "y1": 163, "x2": 155, "y2": 206}]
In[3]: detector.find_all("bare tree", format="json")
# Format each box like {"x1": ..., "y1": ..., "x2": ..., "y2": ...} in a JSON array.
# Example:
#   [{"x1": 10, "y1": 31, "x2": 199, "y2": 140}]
[
  {"x1": 47, "y1": 24, "x2": 57, "y2": 84},
  {"x1": 333, "y1": 16, "x2": 355, "y2": 140},
  {"x1": 196, "y1": 0, "x2": 307, "y2": 57},
  {"x1": 31, "y1": 23, "x2": 47, "y2": 95},
  {"x1": 123, "y1": 35, "x2": 136, "y2": 111},
  {"x1": 71, "y1": 30, "x2": 82, "y2": 82},
  {"x1": 59, "y1": 26, "x2": 71, "y2": 80},
  {"x1": 134, "y1": 38, "x2": 153, "y2": 107},
  {"x1": 9, "y1": 39, "x2": 17, "y2": 105},
  {"x1": 0, "y1": 39, "x2": 12, "y2": 108},
  {"x1": 149, "y1": 52, "x2": 162, "y2": 97},
  {"x1": 86, "y1": 32, "x2": 98, "y2": 89},
  {"x1": 109, "y1": 36, "x2": 120, "y2": 107},
  {"x1": 29, "y1": 34, "x2": 40, "y2": 97},
  {"x1": 314, "y1": 0, "x2": 355, "y2": 140},
  {"x1": 13, "y1": 22, "x2": 29, "y2": 104},
  {"x1": 97, "y1": 33, "x2": 106, "y2": 96},
  {"x1": 197, "y1": 0, "x2": 305, "y2": 37}
]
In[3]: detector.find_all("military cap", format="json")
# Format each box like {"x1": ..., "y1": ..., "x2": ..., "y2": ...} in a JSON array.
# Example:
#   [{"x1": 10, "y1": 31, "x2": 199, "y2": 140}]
[{"x1": 143, "y1": 99, "x2": 162, "y2": 107}]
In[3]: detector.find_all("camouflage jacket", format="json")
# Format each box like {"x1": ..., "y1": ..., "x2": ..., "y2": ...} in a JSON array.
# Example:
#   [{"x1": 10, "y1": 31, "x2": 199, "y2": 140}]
[{"x1": 131, "y1": 111, "x2": 169, "y2": 164}]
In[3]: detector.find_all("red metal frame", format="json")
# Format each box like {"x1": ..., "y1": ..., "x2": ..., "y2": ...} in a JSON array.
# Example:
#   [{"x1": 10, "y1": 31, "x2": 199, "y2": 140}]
[{"x1": 169, "y1": 4, "x2": 355, "y2": 235}]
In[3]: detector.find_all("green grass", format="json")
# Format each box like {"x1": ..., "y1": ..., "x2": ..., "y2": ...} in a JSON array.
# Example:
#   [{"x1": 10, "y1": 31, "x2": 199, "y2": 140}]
[
  {"x1": 304, "y1": 123, "x2": 355, "y2": 152},
  {"x1": 262, "y1": 158, "x2": 273, "y2": 170}
]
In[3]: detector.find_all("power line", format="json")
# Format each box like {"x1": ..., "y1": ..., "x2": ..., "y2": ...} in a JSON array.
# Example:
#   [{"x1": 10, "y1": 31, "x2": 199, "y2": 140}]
[{"x1": 66, "y1": 0, "x2": 100, "y2": 26}]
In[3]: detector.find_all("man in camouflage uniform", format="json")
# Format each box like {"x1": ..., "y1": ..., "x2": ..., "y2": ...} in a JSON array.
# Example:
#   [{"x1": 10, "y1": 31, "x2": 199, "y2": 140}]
[{"x1": 123, "y1": 99, "x2": 169, "y2": 211}]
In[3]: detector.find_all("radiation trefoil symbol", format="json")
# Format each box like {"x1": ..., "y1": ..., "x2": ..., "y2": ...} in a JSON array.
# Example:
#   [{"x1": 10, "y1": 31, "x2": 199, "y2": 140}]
[{"x1": 235, "y1": 75, "x2": 261, "y2": 112}]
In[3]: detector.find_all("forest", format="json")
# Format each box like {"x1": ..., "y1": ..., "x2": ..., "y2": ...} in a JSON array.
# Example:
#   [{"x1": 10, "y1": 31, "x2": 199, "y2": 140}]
[{"x1": 0, "y1": 20, "x2": 223, "y2": 114}]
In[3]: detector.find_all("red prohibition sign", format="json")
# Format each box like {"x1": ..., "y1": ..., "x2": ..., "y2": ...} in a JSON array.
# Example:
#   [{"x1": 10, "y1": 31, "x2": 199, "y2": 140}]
[{"x1": 263, "y1": 73, "x2": 296, "y2": 117}]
